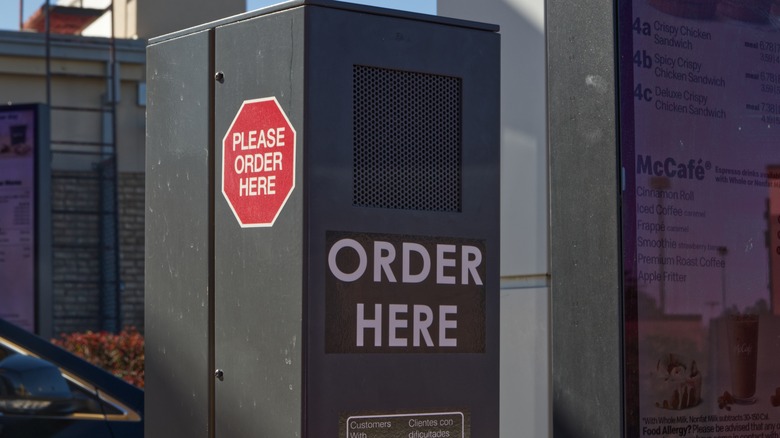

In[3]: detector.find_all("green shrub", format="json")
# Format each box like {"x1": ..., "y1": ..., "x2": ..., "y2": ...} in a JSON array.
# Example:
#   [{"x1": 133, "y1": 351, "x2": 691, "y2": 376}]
[{"x1": 52, "y1": 328, "x2": 144, "y2": 388}]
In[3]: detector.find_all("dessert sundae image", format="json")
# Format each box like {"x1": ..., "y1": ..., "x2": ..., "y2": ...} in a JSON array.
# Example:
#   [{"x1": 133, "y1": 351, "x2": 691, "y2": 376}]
[{"x1": 653, "y1": 353, "x2": 702, "y2": 410}]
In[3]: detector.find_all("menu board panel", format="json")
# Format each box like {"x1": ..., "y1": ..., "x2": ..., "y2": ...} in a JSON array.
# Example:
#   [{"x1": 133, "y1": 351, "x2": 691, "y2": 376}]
[
  {"x1": 619, "y1": 1, "x2": 780, "y2": 436},
  {"x1": 0, "y1": 106, "x2": 37, "y2": 332}
]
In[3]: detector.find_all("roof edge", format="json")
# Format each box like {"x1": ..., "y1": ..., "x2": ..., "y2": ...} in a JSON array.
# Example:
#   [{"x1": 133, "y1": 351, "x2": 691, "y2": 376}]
[{"x1": 149, "y1": 0, "x2": 498, "y2": 45}]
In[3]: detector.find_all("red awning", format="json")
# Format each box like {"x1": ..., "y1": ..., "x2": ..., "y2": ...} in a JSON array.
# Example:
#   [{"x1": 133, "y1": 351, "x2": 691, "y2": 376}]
[{"x1": 22, "y1": 5, "x2": 105, "y2": 35}]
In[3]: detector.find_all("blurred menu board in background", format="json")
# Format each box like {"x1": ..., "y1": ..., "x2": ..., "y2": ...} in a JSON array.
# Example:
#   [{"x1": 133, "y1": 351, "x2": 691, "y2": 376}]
[
  {"x1": 0, "y1": 107, "x2": 36, "y2": 332},
  {"x1": 619, "y1": 0, "x2": 780, "y2": 436}
]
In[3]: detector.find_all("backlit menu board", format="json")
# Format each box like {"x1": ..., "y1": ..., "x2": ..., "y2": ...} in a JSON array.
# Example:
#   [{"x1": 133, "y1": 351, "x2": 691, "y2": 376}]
[
  {"x1": 0, "y1": 106, "x2": 37, "y2": 332},
  {"x1": 619, "y1": 0, "x2": 780, "y2": 436}
]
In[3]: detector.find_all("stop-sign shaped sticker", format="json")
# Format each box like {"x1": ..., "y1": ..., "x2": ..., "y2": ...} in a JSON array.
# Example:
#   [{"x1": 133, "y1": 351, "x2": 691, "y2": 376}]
[{"x1": 222, "y1": 97, "x2": 296, "y2": 227}]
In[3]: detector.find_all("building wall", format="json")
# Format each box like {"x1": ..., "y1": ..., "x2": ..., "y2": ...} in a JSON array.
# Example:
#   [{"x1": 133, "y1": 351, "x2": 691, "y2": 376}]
[
  {"x1": 48, "y1": 170, "x2": 144, "y2": 335},
  {"x1": 76, "y1": 0, "x2": 245, "y2": 39},
  {"x1": 436, "y1": 2, "x2": 549, "y2": 437},
  {"x1": 119, "y1": 172, "x2": 145, "y2": 331},
  {"x1": 3, "y1": 2, "x2": 253, "y2": 336},
  {"x1": 0, "y1": 31, "x2": 147, "y2": 335},
  {"x1": 51, "y1": 170, "x2": 102, "y2": 334}
]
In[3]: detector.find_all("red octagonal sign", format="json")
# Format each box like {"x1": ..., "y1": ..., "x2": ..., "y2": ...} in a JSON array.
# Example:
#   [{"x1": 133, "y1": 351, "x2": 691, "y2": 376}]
[{"x1": 222, "y1": 97, "x2": 296, "y2": 227}]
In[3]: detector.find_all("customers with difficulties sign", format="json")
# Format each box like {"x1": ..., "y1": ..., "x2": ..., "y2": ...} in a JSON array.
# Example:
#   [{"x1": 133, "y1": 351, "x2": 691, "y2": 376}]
[
  {"x1": 342, "y1": 411, "x2": 467, "y2": 438},
  {"x1": 222, "y1": 97, "x2": 296, "y2": 227},
  {"x1": 325, "y1": 231, "x2": 486, "y2": 353}
]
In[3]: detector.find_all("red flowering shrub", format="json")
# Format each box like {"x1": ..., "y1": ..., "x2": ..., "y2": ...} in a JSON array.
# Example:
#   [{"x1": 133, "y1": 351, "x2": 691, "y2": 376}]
[{"x1": 52, "y1": 327, "x2": 144, "y2": 388}]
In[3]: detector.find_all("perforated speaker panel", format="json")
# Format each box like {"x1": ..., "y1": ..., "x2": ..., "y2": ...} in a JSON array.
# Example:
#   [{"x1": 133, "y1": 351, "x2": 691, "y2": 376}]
[{"x1": 352, "y1": 65, "x2": 462, "y2": 212}]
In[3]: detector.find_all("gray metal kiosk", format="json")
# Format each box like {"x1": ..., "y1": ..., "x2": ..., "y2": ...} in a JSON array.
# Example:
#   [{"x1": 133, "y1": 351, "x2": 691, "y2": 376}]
[{"x1": 145, "y1": 1, "x2": 500, "y2": 436}]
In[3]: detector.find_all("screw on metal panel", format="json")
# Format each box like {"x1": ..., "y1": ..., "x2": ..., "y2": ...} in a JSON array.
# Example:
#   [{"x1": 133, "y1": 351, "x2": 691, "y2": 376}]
[
  {"x1": 215, "y1": 369, "x2": 224, "y2": 381},
  {"x1": 215, "y1": 71, "x2": 225, "y2": 83}
]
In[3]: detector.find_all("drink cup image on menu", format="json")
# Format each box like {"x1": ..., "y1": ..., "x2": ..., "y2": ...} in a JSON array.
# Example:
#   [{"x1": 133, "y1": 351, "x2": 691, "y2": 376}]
[
  {"x1": 717, "y1": 0, "x2": 773, "y2": 23},
  {"x1": 648, "y1": 0, "x2": 719, "y2": 19},
  {"x1": 726, "y1": 313, "x2": 759, "y2": 404}
]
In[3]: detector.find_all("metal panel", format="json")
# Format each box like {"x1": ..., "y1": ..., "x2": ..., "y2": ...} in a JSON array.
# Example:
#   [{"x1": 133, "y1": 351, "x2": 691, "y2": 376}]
[
  {"x1": 304, "y1": 5, "x2": 500, "y2": 435},
  {"x1": 547, "y1": 0, "x2": 623, "y2": 436},
  {"x1": 149, "y1": 0, "x2": 495, "y2": 45},
  {"x1": 213, "y1": 9, "x2": 305, "y2": 437},
  {"x1": 437, "y1": 0, "x2": 548, "y2": 279},
  {"x1": 145, "y1": 29, "x2": 213, "y2": 438}
]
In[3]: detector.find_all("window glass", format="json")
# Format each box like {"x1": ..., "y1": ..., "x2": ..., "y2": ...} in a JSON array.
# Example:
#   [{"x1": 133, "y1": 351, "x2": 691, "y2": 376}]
[
  {"x1": 67, "y1": 380, "x2": 106, "y2": 415},
  {"x1": 0, "y1": 341, "x2": 106, "y2": 417},
  {"x1": 619, "y1": 0, "x2": 780, "y2": 434},
  {"x1": 0, "y1": 343, "x2": 14, "y2": 362}
]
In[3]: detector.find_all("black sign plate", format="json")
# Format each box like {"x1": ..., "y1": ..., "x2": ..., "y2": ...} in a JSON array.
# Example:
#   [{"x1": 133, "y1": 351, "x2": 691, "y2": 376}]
[{"x1": 325, "y1": 231, "x2": 486, "y2": 353}]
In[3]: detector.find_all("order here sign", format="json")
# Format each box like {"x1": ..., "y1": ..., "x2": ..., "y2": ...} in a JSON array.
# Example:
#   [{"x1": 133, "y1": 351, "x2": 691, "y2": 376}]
[
  {"x1": 325, "y1": 231, "x2": 487, "y2": 354},
  {"x1": 222, "y1": 97, "x2": 296, "y2": 227}
]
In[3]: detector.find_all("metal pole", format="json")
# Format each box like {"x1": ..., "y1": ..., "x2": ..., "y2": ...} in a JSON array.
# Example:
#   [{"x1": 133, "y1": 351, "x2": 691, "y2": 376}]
[
  {"x1": 45, "y1": 0, "x2": 51, "y2": 107},
  {"x1": 110, "y1": 0, "x2": 121, "y2": 332}
]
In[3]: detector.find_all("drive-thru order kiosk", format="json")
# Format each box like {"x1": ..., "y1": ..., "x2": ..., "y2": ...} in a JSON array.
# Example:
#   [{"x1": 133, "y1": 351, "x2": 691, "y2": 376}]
[{"x1": 145, "y1": 1, "x2": 500, "y2": 436}]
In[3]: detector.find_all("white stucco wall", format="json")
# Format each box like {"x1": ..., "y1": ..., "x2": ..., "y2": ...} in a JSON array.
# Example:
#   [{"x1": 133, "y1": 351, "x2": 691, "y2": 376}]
[{"x1": 438, "y1": 1, "x2": 549, "y2": 436}]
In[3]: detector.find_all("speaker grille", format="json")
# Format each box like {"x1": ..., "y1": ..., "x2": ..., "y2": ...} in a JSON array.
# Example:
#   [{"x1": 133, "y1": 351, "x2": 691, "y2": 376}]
[{"x1": 352, "y1": 65, "x2": 462, "y2": 212}]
